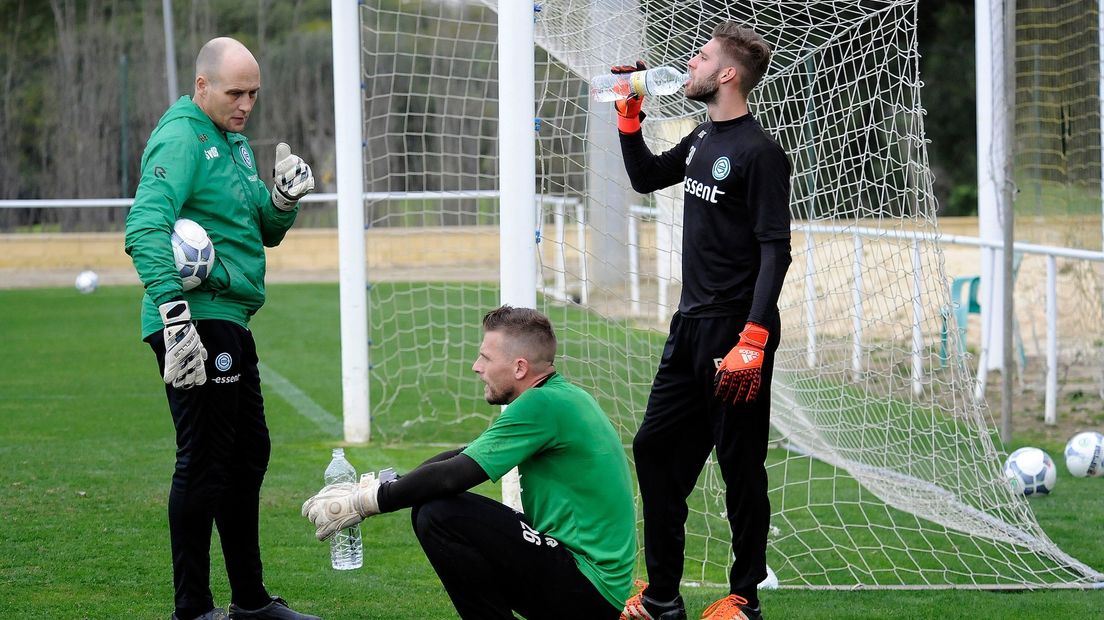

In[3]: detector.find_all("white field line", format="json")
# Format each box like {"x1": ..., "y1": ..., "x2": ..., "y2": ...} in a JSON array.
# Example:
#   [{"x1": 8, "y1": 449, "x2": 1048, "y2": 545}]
[{"x1": 258, "y1": 362, "x2": 341, "y2": 436}]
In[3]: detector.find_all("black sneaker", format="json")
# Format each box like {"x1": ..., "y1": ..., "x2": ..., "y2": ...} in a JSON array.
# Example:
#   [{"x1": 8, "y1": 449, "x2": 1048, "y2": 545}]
[
  {"x1": 621, "y1": 580, "x2": 687, "y2": 620},
  {"x1": 172, "y1": 608, "x2": 228, "y2": 620},
  {"x1": 227, "y1": 596, "x2": 321, "y2": 620}
]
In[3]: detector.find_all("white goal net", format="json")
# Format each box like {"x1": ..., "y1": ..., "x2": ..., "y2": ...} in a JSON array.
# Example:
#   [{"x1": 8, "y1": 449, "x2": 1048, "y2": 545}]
[
  {"x1": 355, "y1": 0, "x2": 1104, "y2": 589},
  {"x1": 1008, "y1": 0, "x2": 1104, "y2": 407}
]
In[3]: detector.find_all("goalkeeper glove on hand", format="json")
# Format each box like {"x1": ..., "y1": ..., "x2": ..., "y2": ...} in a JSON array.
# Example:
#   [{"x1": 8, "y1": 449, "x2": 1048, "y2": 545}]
[
  {"x1": 159, "y1": 300, "x2": 207, "y2": 389},
  {"x1": 301, "y1": 473, "x2": 382, "y2": 541},
  {"x1": 714, "y1": 322, "x2": 769, "y2": 405},
  {"x1": 271, "y1": 142, "x2": 315, "y2": 211},
  {"x1": 611, "y1": 60, "x2": 647, "y2": 134}
]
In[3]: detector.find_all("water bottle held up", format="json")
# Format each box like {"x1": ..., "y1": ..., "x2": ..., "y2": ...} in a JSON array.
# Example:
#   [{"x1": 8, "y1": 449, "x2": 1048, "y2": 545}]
[
  {"x1": 590, "y1": 66, "x2": 689, "y2": 102},
  {"x1": 324, "y1": 448, "x2": 364, "y2": 570}
]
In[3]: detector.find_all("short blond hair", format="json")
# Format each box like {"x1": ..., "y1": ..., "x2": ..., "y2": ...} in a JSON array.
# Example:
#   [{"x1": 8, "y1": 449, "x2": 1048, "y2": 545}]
[{"x1": 481, "y1": 305, "x2": 556, "y2": 366}]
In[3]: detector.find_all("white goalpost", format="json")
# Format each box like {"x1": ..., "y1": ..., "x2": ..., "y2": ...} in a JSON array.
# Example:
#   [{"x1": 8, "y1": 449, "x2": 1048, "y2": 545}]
[
  {"x1": 331, "y1": 0, "x2": 369, "y2": 444},
  {"x1": 333, "y1": 0, "x2": 1104, "y2": 590}
]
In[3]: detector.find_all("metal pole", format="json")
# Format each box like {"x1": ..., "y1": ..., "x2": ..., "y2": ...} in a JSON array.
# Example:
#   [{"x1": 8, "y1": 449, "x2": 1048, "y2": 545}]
[
  {"x1": 553, "y1": 199, "x2": 567, "y2": 301},
  {"x1": 162, "y1": 0, "x2": 178, "y2": 104},
  {"x1": 499, "y1": 2, "x2": 536, "y2": 312},
  {"x1": 575, "y1": 200, "x2": 589, "y2": 305},
  {"x1": 1099, "y1": 0, "x2": 1104, "y2": 250},
  {"x1": 1045, "y1": 256, "x2": 1057, "y2": 425},
  {"x1": 911, "y1": 239, "x2": 924, "y2": 396},
  {"x1": 852, "y1": 234, "x2": 864, "y2": 378},
  {"x1": 332, "y1": 0, "x2": 369, "y2": 443},
  {"x1": 1000, "y1": 0, "x2": 1017, "y2": 442},
  {"x1": 119, "y1": 53, "x2": 129, "y2": 197},
  {"x1": 498, "y1": 0, "x2": 536, "y2": 512},
  {"x1": 585, "y1": 0, "x2": 642, "y2": 288},
  {"x1": 976, "y1": 0, "x2": 1006, "y2": 373},
  {"x1": 628, "y1": 214, "x2": 640, "y2": 316},
  {"x1": 805, "y1": 233, "x2": 817, "y2": 368}
]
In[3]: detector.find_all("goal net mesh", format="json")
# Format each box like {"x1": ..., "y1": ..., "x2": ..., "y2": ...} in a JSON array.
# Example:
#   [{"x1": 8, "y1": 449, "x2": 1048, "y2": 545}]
[
  {"x1": 358, "y1": 0, "x2": 1103, "y2": 588},
  {"x1": 1009, "y1": 0, "x2": 1104, "y2": 406}
]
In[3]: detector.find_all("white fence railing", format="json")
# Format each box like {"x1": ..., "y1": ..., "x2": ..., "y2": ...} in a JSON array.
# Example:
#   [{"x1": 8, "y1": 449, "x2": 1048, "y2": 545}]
[
  {"x1": 6, "y1": 196, "x2": 1101, "y2": 425},
  {"x1": 0, "y1": 191, "x2": 504, "y2": 210},
  {"x1": 800, "y1": 223, "x2": 1104, "y2": 425},
  {"x1": 626, "y1": 209, "x2": 1104, "y2": 426}
]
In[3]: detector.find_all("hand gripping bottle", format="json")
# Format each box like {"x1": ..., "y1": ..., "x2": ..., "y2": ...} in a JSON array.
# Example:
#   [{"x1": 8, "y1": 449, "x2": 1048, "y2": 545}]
[{"x1": 590, "y1": 66, "x2": 690, "y2": 102}]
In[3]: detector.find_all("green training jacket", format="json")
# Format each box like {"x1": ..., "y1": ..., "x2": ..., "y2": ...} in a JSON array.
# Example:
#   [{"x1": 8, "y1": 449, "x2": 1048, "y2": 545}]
[{"x1": 124, "y1": 96, "x2": 299, "y2": 339}]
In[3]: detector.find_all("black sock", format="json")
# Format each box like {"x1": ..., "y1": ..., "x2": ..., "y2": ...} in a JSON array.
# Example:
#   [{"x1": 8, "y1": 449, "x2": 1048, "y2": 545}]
[
  {"x1": 643, "y1": 592, "x2": 682, "y2": 610},
  {"x1": 736, "y1": 591, "x2": 759, "y2": 609}
]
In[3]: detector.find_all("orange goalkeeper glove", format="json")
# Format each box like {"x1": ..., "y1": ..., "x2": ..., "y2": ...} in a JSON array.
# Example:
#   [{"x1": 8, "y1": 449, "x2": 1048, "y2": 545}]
[
  {"x1": 611, "y1": 60, "x2": 647, "y2": 133},
  {"x1": 714, "y1": 323, "x2": 769, "y2": 405}
]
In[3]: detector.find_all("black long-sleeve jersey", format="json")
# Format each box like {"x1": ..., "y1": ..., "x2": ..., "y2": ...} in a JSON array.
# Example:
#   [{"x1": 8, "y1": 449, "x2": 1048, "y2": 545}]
[
  {"x1": 373, "y1": 374, "x2": 561, "y2": 513},
  {"x1": 375, "y1": 447, "x2": 488, "y2": 513},
  {"x1": 620, "y1": 114, "x2": 792, "y2": 324}
]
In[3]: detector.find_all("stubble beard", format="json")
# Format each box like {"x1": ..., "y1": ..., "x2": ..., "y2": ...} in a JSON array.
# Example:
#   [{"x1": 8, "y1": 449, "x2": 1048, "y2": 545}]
[
  {"x1": 685, "y1": 69, "x2": 720, "y2": 104},
  {"x1": 484, "y1": 384, "x2": 515, "y2": 406}
]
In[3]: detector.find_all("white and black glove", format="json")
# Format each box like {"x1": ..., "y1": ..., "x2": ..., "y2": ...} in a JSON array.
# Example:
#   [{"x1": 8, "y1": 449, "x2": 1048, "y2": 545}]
[
  {"x1": 301, "y1": 473, "x2": 382, "y2": 541},
  {"x1": 271, "y1": 142, "x2": 315, "y2": 211},
  {"x1": 158, "y1": 300, "x2": 207, "y2": 389}
]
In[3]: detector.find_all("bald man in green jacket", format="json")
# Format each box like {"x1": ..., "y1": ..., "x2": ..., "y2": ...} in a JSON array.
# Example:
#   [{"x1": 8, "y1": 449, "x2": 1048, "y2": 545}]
[{"x1": 124, "y1": 36, "x2": 319, "y2": 620}]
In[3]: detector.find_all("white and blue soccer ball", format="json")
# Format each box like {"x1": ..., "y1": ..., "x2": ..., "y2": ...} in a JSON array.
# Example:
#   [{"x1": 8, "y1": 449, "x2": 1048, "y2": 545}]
[
  {"x1": 171, "y1": 218, "x2": 215, "y2": 291},
  {"x1": 74, "y1": 270, "x2": 99, "y2": 294},
  {"x1": 1004, "y1": 447, "x2": 1057, "y2": 496},
  {"x1": 1064, "y1": 431, "x2": 1104, "y2": 478}
]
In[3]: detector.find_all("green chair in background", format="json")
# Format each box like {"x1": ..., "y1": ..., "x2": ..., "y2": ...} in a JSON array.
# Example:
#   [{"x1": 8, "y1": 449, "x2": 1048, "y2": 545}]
[{"x1": 940, "y1": 254, "x2": 1026, "y2": 368}]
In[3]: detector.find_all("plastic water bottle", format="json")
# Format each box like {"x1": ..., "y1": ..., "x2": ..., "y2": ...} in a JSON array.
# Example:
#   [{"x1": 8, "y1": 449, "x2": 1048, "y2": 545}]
[
  {"x1": 324, "y1": 448, "x2": 363, "y2": 570},
  {"x1": 590, "y1": 66, "x2": 690, "y2": 102}
]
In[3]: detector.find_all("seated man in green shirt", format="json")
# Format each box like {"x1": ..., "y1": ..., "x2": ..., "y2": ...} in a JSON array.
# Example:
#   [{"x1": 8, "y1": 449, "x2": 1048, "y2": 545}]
[{"x1": 302, "y1": 305, "x2": 636, "y2": 619}]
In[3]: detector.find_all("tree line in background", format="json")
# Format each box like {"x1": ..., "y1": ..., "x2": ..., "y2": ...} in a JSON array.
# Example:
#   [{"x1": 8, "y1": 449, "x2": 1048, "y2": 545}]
[
  {"x1": 0, "y1": 0, "x2": 979, "y2": 232},
  {"x1": 0, "y1": 0, "x2": 332, "y2": 231}
]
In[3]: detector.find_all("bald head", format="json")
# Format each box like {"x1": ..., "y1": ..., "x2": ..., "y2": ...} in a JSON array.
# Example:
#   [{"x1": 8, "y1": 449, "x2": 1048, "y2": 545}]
[
  {"x1": 195, "y1": 37, "x2": 257, "y2": 85},
  {"x1": 192, "y1": 37, "x2": 260, "y2": 133}
]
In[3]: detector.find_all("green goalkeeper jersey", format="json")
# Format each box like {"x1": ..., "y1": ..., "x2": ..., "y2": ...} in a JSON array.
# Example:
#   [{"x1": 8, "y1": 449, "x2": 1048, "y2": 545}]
[
  {"x1": 124, "y1": 96, "x2": 299, "y2": 338},
  {"x1": 463, "y1": 372, "x2": 636, "y2": 608}
]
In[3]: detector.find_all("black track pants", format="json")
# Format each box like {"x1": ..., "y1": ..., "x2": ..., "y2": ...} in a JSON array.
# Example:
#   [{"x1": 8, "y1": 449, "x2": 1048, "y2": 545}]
[
  {"x1": 411, "y1": 492, "x2": 619, "y2": 620},
  {"x1": 633, "y1": 312, "x2": 778, "y2": 603},
  {"x1": 149, "y1": 319, "x2": 271, "y2": 618}
]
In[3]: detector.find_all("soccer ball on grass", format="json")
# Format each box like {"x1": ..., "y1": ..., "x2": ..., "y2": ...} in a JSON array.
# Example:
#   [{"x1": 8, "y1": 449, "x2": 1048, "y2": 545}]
[
  {"x1": 1064, "y1": 431, "x2": 1104, "y2": 478},
  {"x1": 1004, "y1": 447, "x2": 1057, "y2": 496},
  {"x1": 171, "y1": 218, "x2": 215, "y2": 291},
  {"x1": 74, "y1": 270, "x2": 99, "y2": 294}
]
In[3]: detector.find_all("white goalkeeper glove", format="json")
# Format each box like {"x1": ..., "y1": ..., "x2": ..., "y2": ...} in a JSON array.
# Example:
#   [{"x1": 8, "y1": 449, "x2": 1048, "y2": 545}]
[
  {"x1": 158, "y1": 300, "x2": 207, "y2": 389},
  {"x1": 271, "y1": 142, "x2": 315, "y2": 211},
  {"x1": 301, "y1": 472, "x2": 382, "y2": 541}
]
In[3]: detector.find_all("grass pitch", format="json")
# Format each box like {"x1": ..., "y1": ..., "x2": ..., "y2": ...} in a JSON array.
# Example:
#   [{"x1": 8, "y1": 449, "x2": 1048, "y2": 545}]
[{"x1": 1, "y1": 283, "x2": 1102, "y2": 618}]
